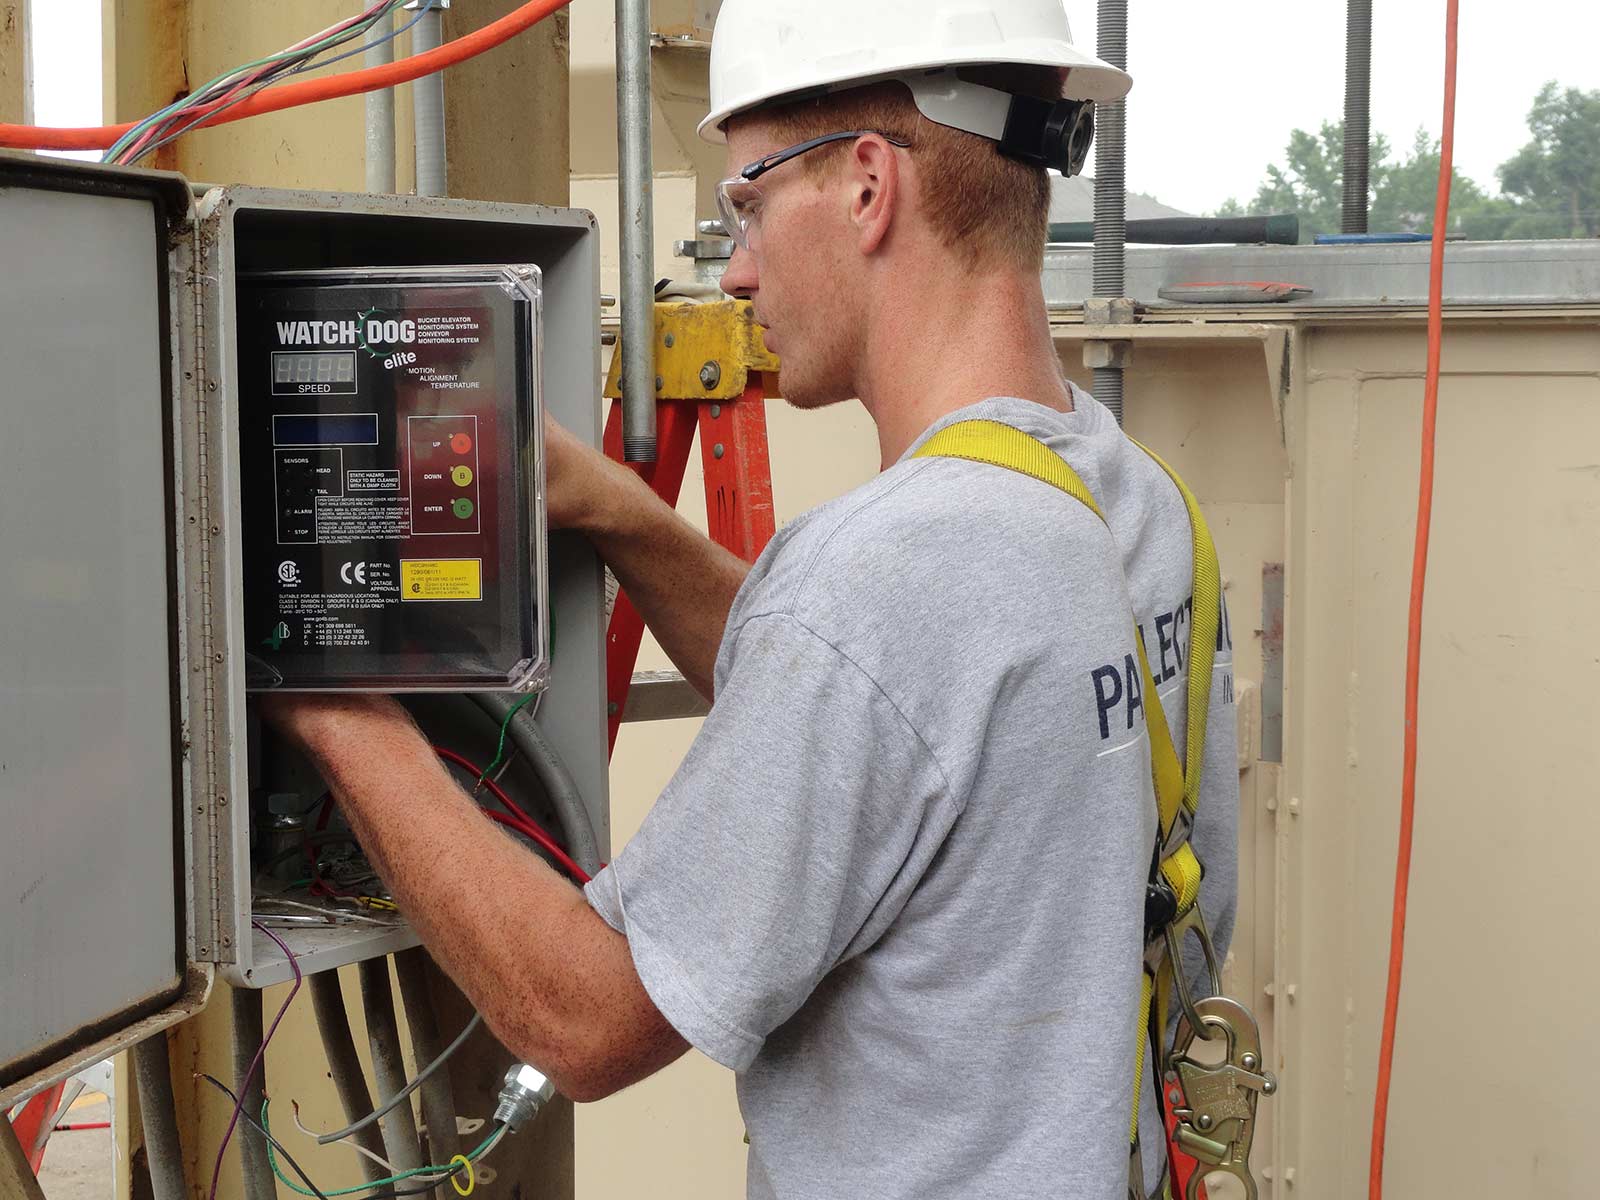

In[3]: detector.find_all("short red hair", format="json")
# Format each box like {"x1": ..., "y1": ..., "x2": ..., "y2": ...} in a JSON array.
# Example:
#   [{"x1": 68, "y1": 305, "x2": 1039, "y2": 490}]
[{"x1": 753, "y1": 68, "x2": 1063, "y2": 272}]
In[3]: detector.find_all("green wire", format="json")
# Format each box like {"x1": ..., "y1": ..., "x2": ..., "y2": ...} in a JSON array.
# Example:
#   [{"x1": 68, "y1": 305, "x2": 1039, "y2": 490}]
[
  {"x1": 261, "y1": 1098, "x2": 503, "y2": 1197},
  {"x1": 475, "y1": 692, "x2": 538, "y2": 789},
  {"x1": 106, "y1": 0, "x2": 406, "y2": 162}
]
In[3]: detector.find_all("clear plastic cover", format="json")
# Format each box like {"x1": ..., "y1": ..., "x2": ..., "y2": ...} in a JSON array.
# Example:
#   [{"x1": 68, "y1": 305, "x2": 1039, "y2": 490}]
[{"x1": 237, "y1": 266, "x2": 548, "y2": 692}]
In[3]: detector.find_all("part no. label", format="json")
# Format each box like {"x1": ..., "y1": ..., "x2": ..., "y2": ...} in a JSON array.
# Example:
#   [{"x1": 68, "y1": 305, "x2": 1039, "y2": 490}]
[{"x1": 400, "y1": 558, "x2": 482, "y2": 602}]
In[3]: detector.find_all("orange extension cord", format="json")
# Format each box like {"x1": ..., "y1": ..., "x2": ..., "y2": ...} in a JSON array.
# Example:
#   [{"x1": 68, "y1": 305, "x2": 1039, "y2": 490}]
[
  {"x1": 0, "y1": 0, "x2": 572, "y2": 151},
  {"x1": 1368, "y1": 2, "x2": 1459, "y2": 1197}
]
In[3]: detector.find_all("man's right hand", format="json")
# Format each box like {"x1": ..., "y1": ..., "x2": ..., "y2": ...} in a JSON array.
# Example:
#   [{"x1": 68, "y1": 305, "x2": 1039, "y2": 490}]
[{"x1": 543, "y1": 411, "x2": 625, "y2": 534}]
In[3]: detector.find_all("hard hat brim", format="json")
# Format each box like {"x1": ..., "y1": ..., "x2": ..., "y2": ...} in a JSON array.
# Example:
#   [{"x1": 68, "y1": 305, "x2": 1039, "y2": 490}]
[{"x1": 698, "y1": 47, "x2": 1131, "y2": 145}]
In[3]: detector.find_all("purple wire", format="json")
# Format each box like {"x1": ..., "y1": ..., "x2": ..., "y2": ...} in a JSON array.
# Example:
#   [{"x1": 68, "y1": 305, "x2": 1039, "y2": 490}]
[{"x1": 208, "y1": 921, "x2": 304, "y2": 1200}]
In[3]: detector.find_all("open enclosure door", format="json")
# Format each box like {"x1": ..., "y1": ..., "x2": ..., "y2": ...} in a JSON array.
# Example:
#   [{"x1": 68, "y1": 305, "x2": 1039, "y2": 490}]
[{"x1": 0, "y1": 155, "x2": 210, "y2": 1105}]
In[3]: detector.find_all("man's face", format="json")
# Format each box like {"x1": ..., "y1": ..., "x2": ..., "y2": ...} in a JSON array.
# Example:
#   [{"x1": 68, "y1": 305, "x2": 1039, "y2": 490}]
[{"x1": 717, "y1": 118, "x2": 861, "y2": 410}]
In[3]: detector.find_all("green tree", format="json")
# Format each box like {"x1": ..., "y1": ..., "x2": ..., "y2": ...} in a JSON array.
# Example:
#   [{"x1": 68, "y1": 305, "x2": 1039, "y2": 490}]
[
  {"x1": 1370, "y1": 128, "x2": 1516, "y2": 241},
  {"x1": 1217, "y1": 120, "x2": 1502, "y2": 241},
  {"x1": 1216, "y1": 120, "x2": 1381, "y2": 240},
  {"x1": 1497, "y1": 82, "x2": 1600, "y2": 238}
]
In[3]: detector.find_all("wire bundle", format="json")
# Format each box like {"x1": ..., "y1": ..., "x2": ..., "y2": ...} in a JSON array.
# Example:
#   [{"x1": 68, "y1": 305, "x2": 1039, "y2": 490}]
[{"x1": 104, "y1": 0, "x2": 428, "y2": 166}]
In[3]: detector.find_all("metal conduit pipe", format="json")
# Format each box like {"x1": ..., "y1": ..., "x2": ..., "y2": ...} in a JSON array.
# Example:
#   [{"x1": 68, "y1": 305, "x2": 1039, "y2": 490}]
[
  {"x1": 412, "y1": 1, "x2": 449, "y2": 197},
  {"x1": 131, "y1": 1034, "x2": 187, "y2": 1200},
  {"x1": 616, "y1": 0, "x2": 658, "y2": 461},
  {"x1": 471, "y1": 693, "x2": 603, "y2": 876},
  {"x1": 308, "y1": 972, "x2": 389, "y2": 1183},
  {"x1": 1091, "y1": 0, "x2": 1130, "y2": 425},
  {"x1": 394, "y1": 947, "x2": 461, "y2": 1194},
  {"x1": 229, "y1": 988, "x2": 277, "y2": 1200},
  {"x1": 358, "y1": 956, "x2": 425, "y2": 1173},
  {"x1": 364, "y1": 3, "x2": 397, "y2": 194},
  {"x1": 1342, "y1": 0, "x2": 1373, "y2": 234}
]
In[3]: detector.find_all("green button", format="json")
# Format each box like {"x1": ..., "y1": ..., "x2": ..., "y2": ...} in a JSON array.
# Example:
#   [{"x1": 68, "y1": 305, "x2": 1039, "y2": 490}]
[{"x1": 452, "y1": 497, "x2": 475, "y2": 519}]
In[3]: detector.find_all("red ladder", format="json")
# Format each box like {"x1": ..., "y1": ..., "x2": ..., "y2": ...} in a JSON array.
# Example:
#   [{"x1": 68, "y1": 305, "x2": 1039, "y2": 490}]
[{"x1": 601, "y1": 300, "x2": 779, "y2": 753}]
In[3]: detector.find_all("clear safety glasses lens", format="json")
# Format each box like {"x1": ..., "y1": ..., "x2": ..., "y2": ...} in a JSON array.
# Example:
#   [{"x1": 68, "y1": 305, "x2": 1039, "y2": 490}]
[{"x1": 716, "y1": 177, "x2": 763, "y2": 252}]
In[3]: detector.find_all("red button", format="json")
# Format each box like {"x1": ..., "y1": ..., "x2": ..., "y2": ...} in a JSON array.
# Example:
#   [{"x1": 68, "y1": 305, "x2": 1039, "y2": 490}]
[{"x1": 450, "y1": 432, "x2": 473, "y2": 454}]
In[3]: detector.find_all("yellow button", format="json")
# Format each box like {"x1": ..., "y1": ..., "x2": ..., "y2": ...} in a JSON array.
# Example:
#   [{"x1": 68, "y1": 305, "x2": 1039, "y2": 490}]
[{"x1": 451, "y1": 465, "x2": 474, "y2": 487}]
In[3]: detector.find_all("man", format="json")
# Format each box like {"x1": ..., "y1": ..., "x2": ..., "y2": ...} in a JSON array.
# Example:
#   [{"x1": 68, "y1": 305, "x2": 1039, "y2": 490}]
[{"x1": 267, "y1": 2, "x2": 1238, "y2": 1195}]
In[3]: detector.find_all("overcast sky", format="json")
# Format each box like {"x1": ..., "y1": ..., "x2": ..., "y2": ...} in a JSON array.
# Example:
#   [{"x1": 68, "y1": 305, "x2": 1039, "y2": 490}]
[
  {"x1": 29, "y1": 0, "x2": 1600, "y2": 212},
  {"x1": 1066, "y1": 0, "x2": 1600, "y2": 213}
]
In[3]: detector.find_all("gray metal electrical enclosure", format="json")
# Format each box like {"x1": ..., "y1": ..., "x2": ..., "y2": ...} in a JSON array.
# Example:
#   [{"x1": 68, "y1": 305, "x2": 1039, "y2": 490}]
[{"x1": 0, "y1": 154, "x2": 609, "y2": 1104}]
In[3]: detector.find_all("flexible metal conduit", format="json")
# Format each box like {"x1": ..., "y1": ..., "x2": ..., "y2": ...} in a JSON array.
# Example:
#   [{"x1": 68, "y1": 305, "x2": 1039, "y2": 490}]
[
  {"x1": 230, "y1": 989, "x2": 277, "y2": 1200},
  {"x1": 131, "y1": 1035, "x2": 187, "y2": 1200},
  {"x1": 616, "y1": 0, "x2": 658, "y2": 461},
  {"x1": 1091, "y1": 0, "x2": 1130, "y2": 425},
  {"x1": 413, "y1": 1, "x2": 449, "y2": 197},
  {"x1": 395, "y1": 948, "x2": 462, "y2": 1194},
  {"x1": 1342, "y1": 0, "x2": 1373, "y2": 234},
  {"x1": 309, "y1": 972, "x2": 390, "y2": 1182},
  {"x1": 365, "y1": 3, "x2": 397, "y2": 193},
  {"x1": 358, "y1": 957, "x2": 426, "y2": 1173}
]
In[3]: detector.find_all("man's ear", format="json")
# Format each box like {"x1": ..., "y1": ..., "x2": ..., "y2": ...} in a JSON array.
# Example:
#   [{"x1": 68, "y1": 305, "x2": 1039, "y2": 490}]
[{"x1": 845, "y1": 133, "x2": 902, "y2": 255}]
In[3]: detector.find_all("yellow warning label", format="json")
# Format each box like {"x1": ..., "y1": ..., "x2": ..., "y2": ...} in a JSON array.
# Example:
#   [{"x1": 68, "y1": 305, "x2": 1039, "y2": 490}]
[{"x1": 401, "y1": 559, "x2": 482, "y2": 602}]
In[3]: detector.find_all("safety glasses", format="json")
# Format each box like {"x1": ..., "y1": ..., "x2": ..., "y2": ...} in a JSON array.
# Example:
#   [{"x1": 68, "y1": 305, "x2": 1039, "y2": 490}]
[{"x1": 715, "y1": 130, "x2": 913, "y2": 251}]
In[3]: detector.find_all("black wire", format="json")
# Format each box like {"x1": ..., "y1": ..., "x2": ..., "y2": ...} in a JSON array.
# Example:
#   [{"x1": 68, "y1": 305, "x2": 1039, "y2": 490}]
[
  {"x1": 197, "y1": 1074, "x2": 469, "y2": 1200},
  {"x1": 198, "y1": 1074, "x2": 330, "y2": 1200}
]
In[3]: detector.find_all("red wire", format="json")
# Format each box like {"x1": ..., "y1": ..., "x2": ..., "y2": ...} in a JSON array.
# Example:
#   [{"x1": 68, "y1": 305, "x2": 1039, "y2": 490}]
[
  {"x1": 433, "y1": 746, "x2": 592, "y2": 884},
  {"x1": 0, "y1": 0, "x2": 572, "y2": 151},
  {"x1": 1369, "y1": 3, "x2": 1459, "y2": 1196}
]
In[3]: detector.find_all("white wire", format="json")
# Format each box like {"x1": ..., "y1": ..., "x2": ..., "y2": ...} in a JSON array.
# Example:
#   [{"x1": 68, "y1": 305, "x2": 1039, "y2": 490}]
[{"x1": 291, "y1": 1103, "x2": 508, "y2": 1181}]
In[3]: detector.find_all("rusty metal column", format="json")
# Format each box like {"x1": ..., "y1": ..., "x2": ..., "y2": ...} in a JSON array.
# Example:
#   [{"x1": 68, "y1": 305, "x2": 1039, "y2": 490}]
[{"x1": 616, "y1": 0, "x2": 658, "y2": 461}]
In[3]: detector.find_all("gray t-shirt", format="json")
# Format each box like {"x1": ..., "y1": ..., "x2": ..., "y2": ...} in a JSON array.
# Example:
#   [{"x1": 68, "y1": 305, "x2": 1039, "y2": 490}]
[{"x1": 585, "y1": 392, "x2": 1238, "y2": 1199}]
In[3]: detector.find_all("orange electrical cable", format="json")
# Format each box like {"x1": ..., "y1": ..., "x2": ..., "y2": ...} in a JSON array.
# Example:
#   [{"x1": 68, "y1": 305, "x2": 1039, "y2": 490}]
[
  {"x1": 1368, "y1": 2, "x2": 1458, "y2": 1197},
  {"x1": 0, "y1": 0, "x2": 571, "y2": 151}
]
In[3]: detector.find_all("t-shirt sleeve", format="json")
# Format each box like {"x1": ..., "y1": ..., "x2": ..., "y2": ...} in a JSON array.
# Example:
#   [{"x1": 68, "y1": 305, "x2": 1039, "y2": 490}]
[{"x1": 583, "y1": 611, "x2": 955, "y2": 1072}]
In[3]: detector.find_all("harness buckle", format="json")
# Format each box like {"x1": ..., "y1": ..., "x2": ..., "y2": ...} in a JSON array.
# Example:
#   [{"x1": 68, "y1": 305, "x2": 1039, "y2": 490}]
[
  {"x1": 1163, "y1": 903, "x2": 1223, "y2": 1040},
  {"x1": 1164, "y1": 996, "x2": 1277, "y2": 1200}
]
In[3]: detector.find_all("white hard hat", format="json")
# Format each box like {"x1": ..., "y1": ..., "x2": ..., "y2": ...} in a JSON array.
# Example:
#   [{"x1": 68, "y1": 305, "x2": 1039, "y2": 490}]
[{"x1": 699, "y1": 0, "x2": 1132, "y2": 171}]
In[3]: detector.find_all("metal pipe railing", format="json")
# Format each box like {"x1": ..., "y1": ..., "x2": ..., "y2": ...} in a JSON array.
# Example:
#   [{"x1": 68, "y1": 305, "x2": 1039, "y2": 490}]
[
  {"x1": 364, "y1": 3, "x2": 397, "y2": 193},
  {"x1": 395, "y1": 948, "x2": 462, "y2": 1196},
  {"x1": 616, "y1": 0, "x2": 658, "y2": 461},
  {"x1": 132, "y1": 1034, "x2": 188, "y2": 1200},
  {"x1": 1091, "y1": 0, "x2": 1131, "y2": 425},
  {"x1": 1053, "y1": 214, "x2": 1299, "y2": 246},
  {"x1": 359, "y1": 957, "x2": 425, "y2": 1173},
  {"x1": 413, "y1": 1, "x2": 449, "y2": 197},
  {"x1": 309, "y1": 972, "x2": 390, "y2": 1182},
  {"x1": 230, "y1": 988, "x2": 277, "y2": 1200}
]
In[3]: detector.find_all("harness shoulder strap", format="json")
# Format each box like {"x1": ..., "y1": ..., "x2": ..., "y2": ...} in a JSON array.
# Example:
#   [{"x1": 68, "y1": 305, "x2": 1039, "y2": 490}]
[
  {"x1": 913, "y1": 419, "x2": 1214, "y2": 830},
  {"x1": 1129, "y1": 439, "x2": 1222, "y2": 818},
  {"x1": 914, "y1": 418, "x2": 1217, "y2": 1168}
]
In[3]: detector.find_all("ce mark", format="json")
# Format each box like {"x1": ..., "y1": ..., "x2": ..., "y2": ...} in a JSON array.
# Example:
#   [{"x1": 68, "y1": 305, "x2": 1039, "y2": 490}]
[{"x1": 340, "y1": 561, "x2": 369, "y2": 586}]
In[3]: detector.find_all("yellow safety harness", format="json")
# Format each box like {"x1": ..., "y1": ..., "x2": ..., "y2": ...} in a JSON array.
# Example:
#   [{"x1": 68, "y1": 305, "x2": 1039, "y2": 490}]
[{"x1": 913, "y1": 419, "x2": 1234, "y2": 1197}]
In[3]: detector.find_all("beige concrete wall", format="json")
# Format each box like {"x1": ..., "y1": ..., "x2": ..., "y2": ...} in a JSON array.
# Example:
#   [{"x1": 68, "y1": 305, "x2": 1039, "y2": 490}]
[
  {"x1": 0, "y1": 0, "x2": 27, "y2": 124},
  {"x1": 1279, "y1": 316, "x2": 1600, "y2": 1197},
  {"x1": 103, "y1": 0, "x2": 565, "y2": 203}
]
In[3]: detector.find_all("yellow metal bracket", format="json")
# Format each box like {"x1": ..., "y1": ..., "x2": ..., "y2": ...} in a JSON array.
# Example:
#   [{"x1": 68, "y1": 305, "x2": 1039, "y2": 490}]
[{"x1": 603, "y1": 299, "x2": 780, "y2": 402}]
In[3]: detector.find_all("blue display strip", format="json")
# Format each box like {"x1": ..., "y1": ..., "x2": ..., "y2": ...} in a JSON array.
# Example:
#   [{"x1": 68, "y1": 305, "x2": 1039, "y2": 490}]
[{"x1": 272, "y1": 412, "x2": 381, "y2": 447}]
